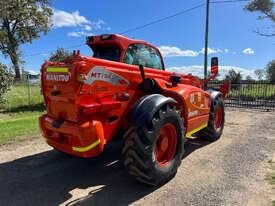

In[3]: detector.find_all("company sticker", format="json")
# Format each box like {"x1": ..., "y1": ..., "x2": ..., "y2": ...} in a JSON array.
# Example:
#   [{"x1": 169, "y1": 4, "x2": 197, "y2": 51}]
[
  {"x1": 188, "y1": 110, "x2": 198, "y2": 118},
  {"x1": 45, "y1": 72, "x2": 71, "y2": 82},
  {"x1": 85, "y1": 66, "x2": 129, "y2": 86}
]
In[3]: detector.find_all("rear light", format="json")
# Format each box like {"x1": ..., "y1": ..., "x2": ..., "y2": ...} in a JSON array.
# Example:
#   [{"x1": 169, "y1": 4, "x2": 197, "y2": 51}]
[
  {"x1": 83, "y1": 103, "x2": 101, "y2": 114},
  {"x1": 82, "y1": 102, "x2": 121, "y2": 114},
  {"x1": 114, "y1": 92, "x2": 130, "y2": 102},
  {"x1": 77, "y1": 74, "x2": 87, "y2": 82}
]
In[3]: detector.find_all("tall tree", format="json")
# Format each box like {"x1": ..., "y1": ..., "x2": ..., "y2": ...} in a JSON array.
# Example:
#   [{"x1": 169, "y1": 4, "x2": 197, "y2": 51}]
[
  {"x1": 48, "y1": 48, "x2": 72, "y2": 62},
  {"x1": 266, "y1": 60, "x2": 275, "y2": 81},
  {"x1": 254, "y1": 69, "x2": 266, "y2": 80},
  {"x1": 244, "y1": 0, "x2": 275, "y2": 36},
  {"x1": 225, "y1": 69, "x2": 242, "y2": 82},
  {"x1": 225, "y1": 69, "x2": 242, "y2": 89},
  {"x1": 0, "y1": 0, "x2": 53, "y2": 79}
]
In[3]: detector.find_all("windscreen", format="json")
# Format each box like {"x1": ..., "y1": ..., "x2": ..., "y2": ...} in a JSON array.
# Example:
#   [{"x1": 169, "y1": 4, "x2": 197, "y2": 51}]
[{"x1": 93, "y1": 46, "x2": 121, "y2": 62}]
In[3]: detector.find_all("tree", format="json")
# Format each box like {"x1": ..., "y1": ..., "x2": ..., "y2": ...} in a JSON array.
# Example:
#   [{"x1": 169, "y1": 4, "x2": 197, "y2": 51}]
[
  {"x1": 225, "y1": 69, "x2": 242, "y2": 89},
  {"x1": 254, "y1": 69, "x2": 266, "y2": 80},
  {"x1": 266, "y1": 60, "x2": 275, "y2": 82},
  {"x1": 0, "y1": 0, "x2": 53, "y2": 79},
  {"x1": 48, "y1": 48, "x2": 72, "y2": 62},
  {"x1": 244, "y1": 0, "x2": 275, "y2": 36},
  {"x1": 0, "y1": 62, "x2": 13, "y2": 104}
]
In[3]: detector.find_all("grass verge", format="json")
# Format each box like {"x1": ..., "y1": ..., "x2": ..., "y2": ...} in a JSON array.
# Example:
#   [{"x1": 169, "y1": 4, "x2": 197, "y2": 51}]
[
  {"x1": 0, "y1": 111, "x2": 44, "y2": 145},
  {"x1": 0, "y1": 83, "x2": 46, "y2": 145}
]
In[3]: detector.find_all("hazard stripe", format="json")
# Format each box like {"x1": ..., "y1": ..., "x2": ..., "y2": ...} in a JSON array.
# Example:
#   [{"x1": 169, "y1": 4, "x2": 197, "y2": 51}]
[
  {"x1": 46, "y1": 67, "x2": 68, "y2": 72},
  {"x1": 72, "y1": 139, "x2": 101, "y2": 152},
  {"x1": 186, "y1": 123, "x2": 208, "y2": 137}
]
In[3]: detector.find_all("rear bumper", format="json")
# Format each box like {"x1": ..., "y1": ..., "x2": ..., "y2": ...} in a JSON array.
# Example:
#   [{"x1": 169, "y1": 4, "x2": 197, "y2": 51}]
[{"x1": 39, "y1": 114, "x2": 104, "y2": 158}]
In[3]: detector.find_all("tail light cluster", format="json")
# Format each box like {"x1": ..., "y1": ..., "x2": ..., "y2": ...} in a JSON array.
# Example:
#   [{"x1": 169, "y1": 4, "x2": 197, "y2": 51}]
[
  {"x1": 113, "y1": 92, "x2": 130, "y2": 101},
  {"x1": 77, "y1": 74, "x2": 87, "y2": 82},
  {"x1": 77, "y1": 64, "x2": 88, "y2": 83}
]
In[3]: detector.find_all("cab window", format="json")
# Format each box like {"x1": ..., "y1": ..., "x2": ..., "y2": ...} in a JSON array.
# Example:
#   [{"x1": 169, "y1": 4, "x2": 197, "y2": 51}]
[
  {"x1": 123, "y1": 44, "x2": 163, "y2": 70},
  {"x1": 93, "y1": 46, "x2": 121, "y2": 62}
]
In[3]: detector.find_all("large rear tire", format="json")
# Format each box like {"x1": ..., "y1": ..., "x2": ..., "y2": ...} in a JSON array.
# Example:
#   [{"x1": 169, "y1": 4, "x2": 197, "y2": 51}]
[
  {"x1": 196, "y1": 96, "x2": 225, "y2": 141},
  {"x1": 122, "y1": 105, "x2": 185, "y2": 186}
]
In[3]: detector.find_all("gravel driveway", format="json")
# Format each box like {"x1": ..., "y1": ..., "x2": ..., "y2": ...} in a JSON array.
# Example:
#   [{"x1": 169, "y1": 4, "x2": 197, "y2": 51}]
[{"x1": 0, "y1": 108, "x2": 274, "y2": 206}]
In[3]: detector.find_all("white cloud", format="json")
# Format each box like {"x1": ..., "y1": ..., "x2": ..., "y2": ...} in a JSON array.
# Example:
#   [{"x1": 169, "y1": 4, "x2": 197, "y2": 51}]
[
  {"x1": 67, "y1": 31, "x2": 93, "y2": 37},
  {"x1": 158, "y1": 46, "x2": 199, "y2": 57},
  {"x1": 199, "y1": 48, "x2": 223, "y2": 55},
  {"x1": 67, "y1": 31, "x2": 84, "y2": 37},
  {"x1": 91, "y1": 19, "x2": 105, "y2": 30},
  {"x1": 166, "y1": 65, "x2": 258, "y2": 80},
  {"x1": 52, "y1": 10, "x2": 90, "y2": 28},
  {"x1": 243, "y1": 48, "x2": 255, "y2": 55},
  {"x1": 52, "y1": 9, "x2": 111, "y2": 38},
  {"x1": 84, "y1": 25, "x2": 92, "y2": 31},
  {"x1": 158, "y1": 46, "x2": 228, "y2": 57}
]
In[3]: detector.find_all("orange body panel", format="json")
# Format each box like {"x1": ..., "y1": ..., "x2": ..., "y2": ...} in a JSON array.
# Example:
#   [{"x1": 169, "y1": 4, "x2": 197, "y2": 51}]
[{"x1": 39, "y1": 34, "x2": 214, "y2": 158}]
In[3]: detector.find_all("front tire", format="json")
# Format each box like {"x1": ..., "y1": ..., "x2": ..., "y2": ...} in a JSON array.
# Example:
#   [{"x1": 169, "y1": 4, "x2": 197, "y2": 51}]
[
  {"x1": 196, "y1": 96, "x2": 225, "y2": 141},
  {"x1": 122, "y1": 105, "x2": 185, "y2": 186}
]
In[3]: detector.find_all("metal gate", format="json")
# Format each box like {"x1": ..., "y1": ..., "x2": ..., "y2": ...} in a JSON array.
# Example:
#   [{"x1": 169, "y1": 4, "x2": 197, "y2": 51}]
[{"x1": 207, "y1": 81, "x2": 275, "y2": 111}]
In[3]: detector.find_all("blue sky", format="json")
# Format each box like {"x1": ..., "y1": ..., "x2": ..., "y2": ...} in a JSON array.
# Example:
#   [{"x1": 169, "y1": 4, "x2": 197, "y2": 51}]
[{"x1": 1, "y1": 0, "x2": 274, "y2": 79}]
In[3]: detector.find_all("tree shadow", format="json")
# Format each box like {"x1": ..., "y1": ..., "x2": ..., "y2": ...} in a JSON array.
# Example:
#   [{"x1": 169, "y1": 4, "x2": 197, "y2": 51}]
[
  {"x1": 0, "y1": 137, "x2": 211, "y2": 206},
  {"x1": 1, "y1": 103, "x2": 45, "y2": 114}
]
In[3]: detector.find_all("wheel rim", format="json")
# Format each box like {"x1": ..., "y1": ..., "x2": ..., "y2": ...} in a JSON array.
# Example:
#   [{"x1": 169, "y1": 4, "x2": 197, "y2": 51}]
[
  {"x1": 155, "y1": 123, "x2": 177, "y2": 167},
  {"x1": 214, "y1": 106, "x2": 223, "y2": 131}
]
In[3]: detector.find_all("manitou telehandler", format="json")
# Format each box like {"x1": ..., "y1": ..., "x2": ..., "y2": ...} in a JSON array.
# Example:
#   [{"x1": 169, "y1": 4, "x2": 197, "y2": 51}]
[{"x1": 39, "y1": 34, "x2": 229, "y2": 185}]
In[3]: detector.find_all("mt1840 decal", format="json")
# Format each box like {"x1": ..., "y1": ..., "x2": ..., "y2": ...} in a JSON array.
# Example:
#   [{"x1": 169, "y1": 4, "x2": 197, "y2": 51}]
[{"x1": 85, "y1": 66, "x2": 129, "y2": 86}]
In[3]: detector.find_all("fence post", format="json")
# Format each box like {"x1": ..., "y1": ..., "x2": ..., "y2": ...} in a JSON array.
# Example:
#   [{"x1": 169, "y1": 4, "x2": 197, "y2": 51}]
[
  {"x1": 238, "y1": 83, "x2": 241, "y2": 105},
  {"x1": 27, "y1": 75, "x2": 30, "y2": 106}
]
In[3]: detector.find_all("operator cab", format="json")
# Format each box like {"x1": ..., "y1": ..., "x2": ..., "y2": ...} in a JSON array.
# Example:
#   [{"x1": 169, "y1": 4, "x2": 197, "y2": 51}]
[{"x1": 86, "y1": 34, "x2": 165, "y2": 70}]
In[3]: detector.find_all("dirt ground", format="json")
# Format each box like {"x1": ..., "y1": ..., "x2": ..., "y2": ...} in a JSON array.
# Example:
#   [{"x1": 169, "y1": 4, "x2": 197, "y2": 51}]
[{"x1": 0, "y1": 108, "x2": 274, "y2": 206}]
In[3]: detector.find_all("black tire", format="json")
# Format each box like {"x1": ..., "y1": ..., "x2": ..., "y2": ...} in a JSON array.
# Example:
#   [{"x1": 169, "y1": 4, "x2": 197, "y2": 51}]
[
  {"x1": 122, "y1": 104, "x2": 185, "y2": 186},
  {"x1": 196, "y1": 96, "x2": 225, "y2": 141}
]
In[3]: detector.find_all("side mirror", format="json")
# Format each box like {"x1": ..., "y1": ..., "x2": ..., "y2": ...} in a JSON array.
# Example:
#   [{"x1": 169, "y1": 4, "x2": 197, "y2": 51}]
[{"x1": 211, "y1": 57, "x2": 218, "y2": 74}]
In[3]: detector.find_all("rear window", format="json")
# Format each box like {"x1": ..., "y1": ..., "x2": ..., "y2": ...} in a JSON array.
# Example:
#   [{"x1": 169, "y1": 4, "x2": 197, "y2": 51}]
[{"x1": 93, "y1": 47, "x2": 121, "y2": 62}]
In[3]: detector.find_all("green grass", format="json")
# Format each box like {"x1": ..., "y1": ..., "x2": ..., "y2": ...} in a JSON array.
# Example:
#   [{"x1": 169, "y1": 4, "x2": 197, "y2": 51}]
[
  {"x1": 0, "y1": 112, "x2": 44, "y2": 145},
  {"x1": 265, "y1": 154, "x2": 275, "y2": 206},
  {"x1": 0, "y1": 84, "x2": 44, "y2": 110},
  {"x1": 265, "y1": 172, "x2": 275, "y2": 185},
  {"x1": 0, "y1": 83, "x2": 46, "y2": 145}
]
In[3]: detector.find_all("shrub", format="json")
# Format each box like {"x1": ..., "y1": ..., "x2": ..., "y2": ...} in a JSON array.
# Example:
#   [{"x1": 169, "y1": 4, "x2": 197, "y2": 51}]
[{"x1": 0, "y1": 63, "x2": 13, "y2": 103}]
